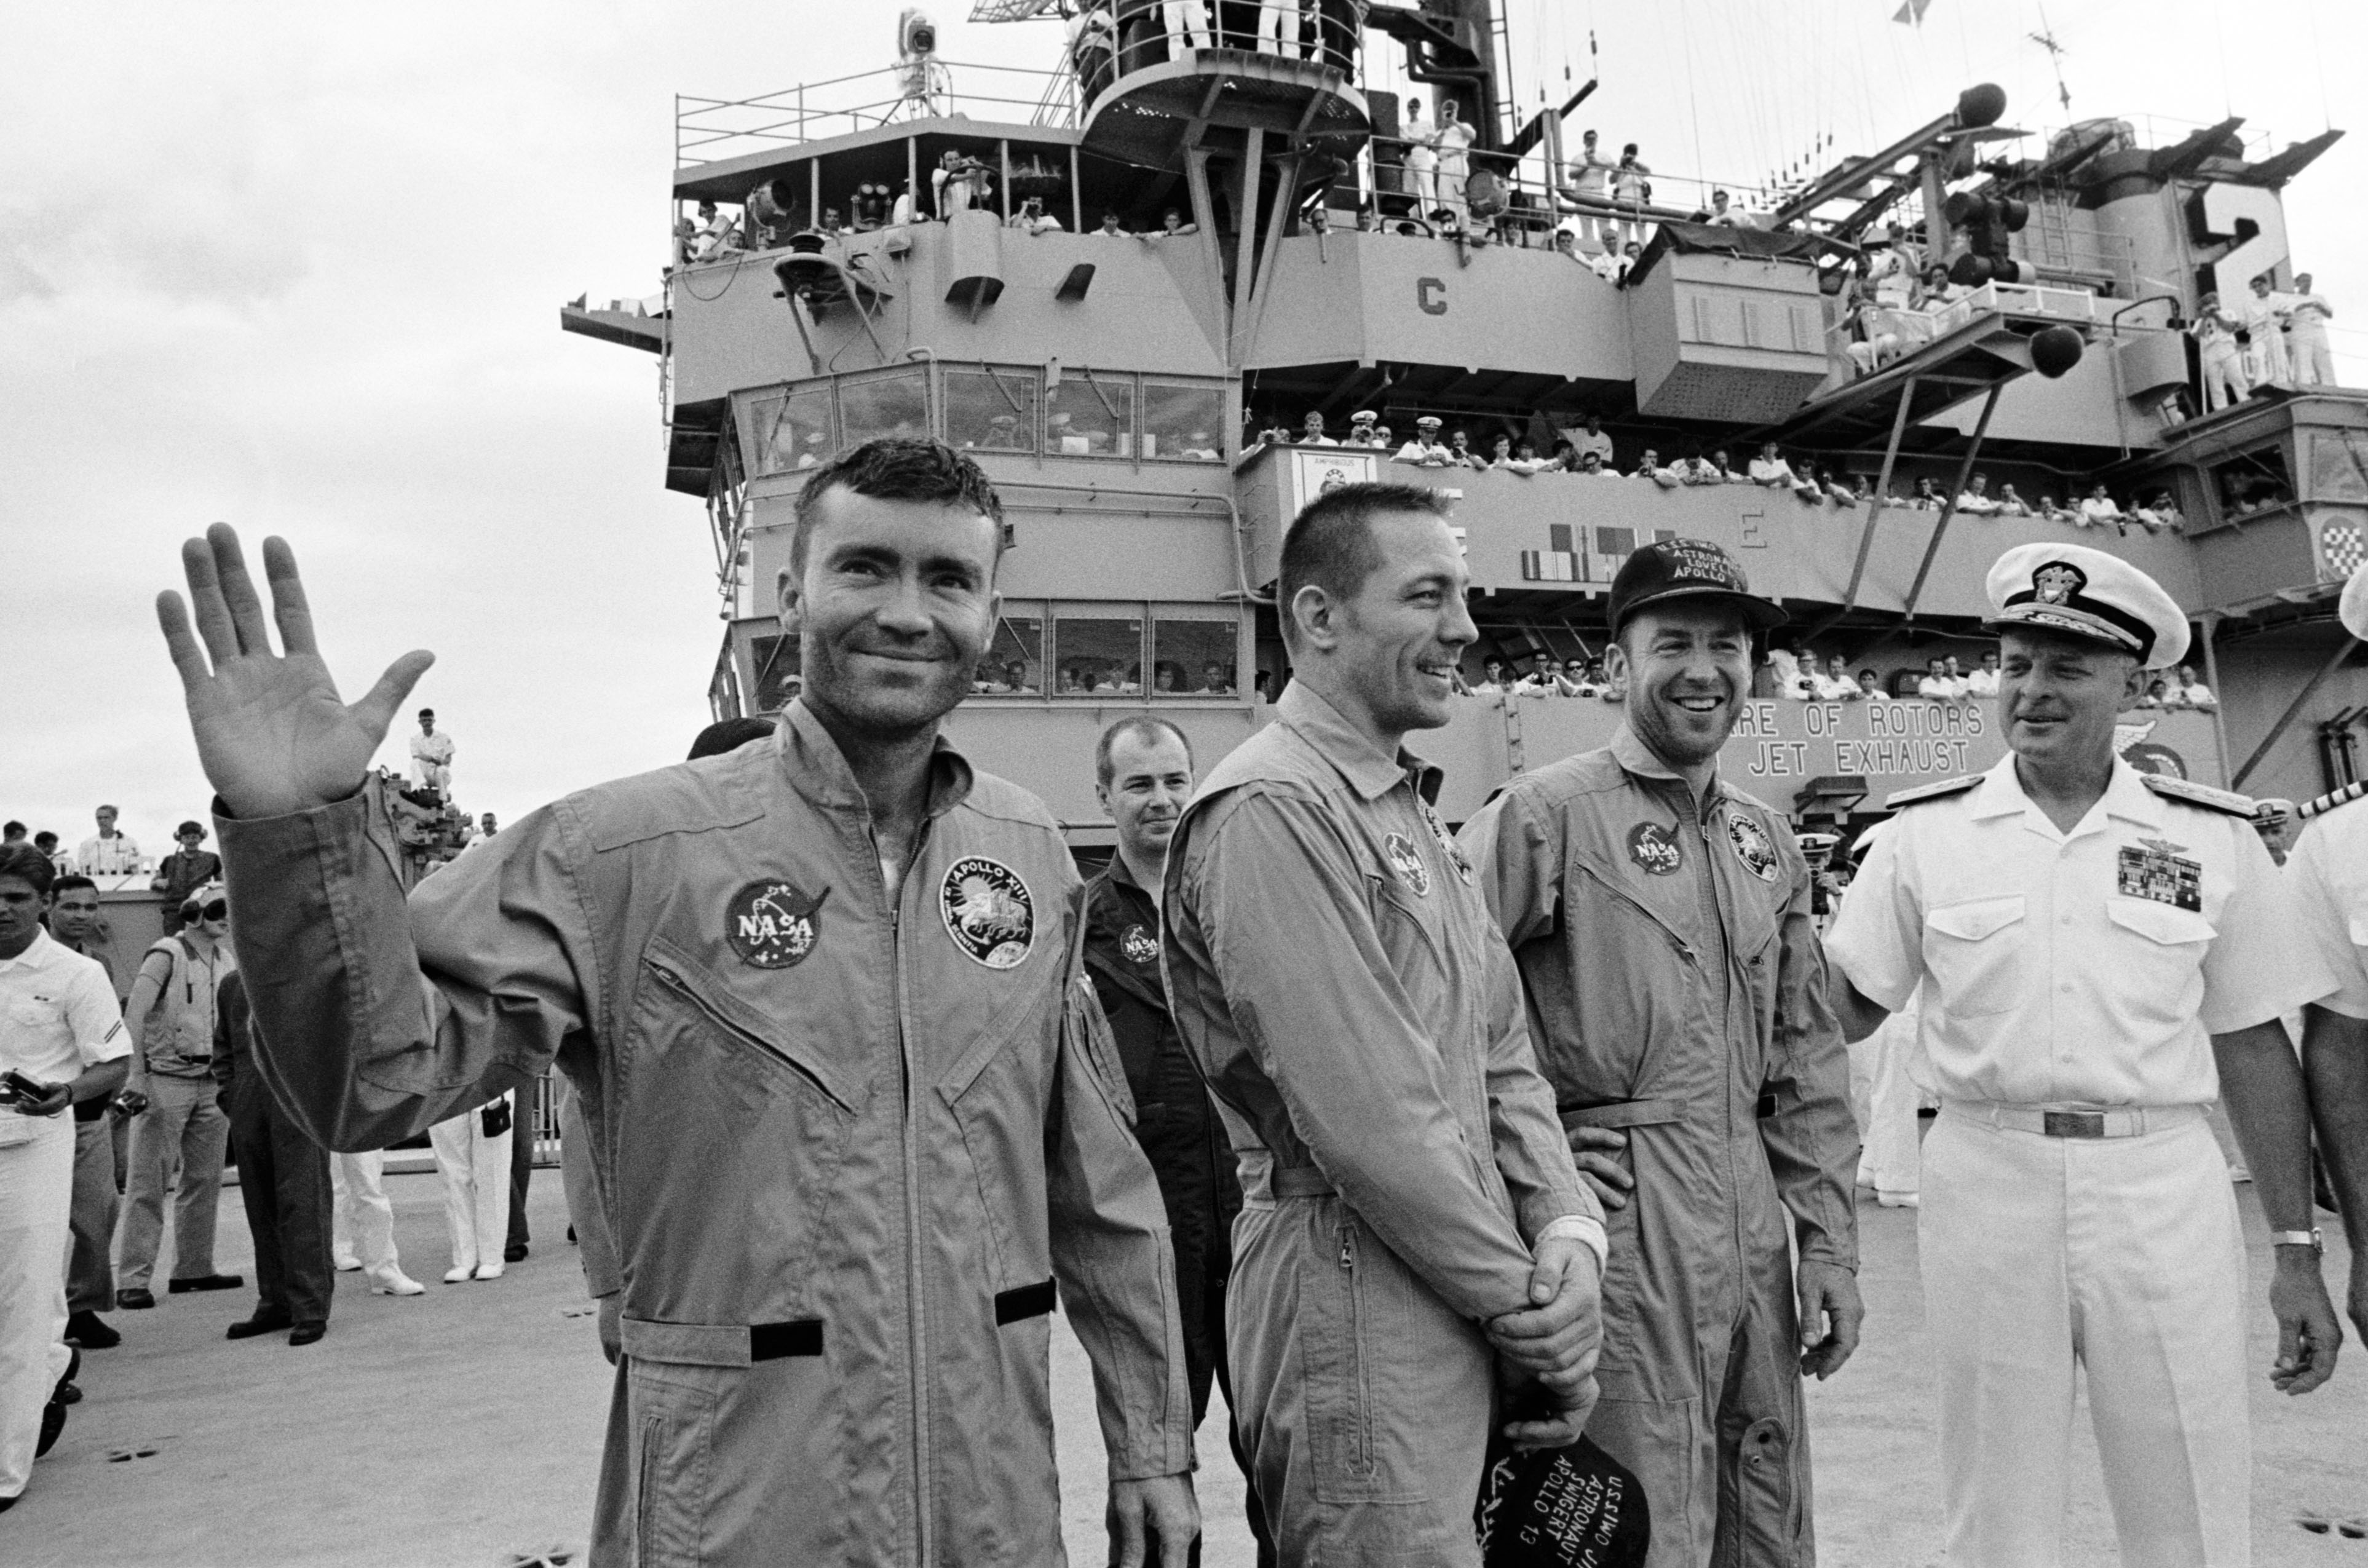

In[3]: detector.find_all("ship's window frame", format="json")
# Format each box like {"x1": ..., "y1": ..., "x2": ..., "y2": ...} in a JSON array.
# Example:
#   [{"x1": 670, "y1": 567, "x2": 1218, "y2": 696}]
[
  {"x1": 1136, "y1": 379, "x2": 1230, "y2": 465},
  {"x1": 941, "y1": 362, "x2": 1042, "y2": 455},
  {"x1": 1148, "y1": 602, "x2": 1242, "y2": 697},
  {"x1": 968, "y1": 601, "x2": 1244, "y2": 702},
  {"x1": 737, "y1": 382, "x2": 838, "y2": 480},
  {"x1": 1044, "y1": 366, "x2": 1136, "y2": 460},
  {"x1": 974, "y1": 603, "x2": 1048, "y2": 697},
  {"x1": 2305, "y1": 430, "x2": 2368, "y2": 505},
  {"x1": 833, "y1": 363, "x2": 933, "y2": 449}
]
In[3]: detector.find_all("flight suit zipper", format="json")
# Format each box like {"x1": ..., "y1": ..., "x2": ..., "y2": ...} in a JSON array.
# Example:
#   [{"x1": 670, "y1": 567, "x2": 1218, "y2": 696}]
[
  {"x1": 644, "y1": 957, "x2": 845, "y2": 1106},
  {"x1": 888, "y1": 825, "x2": 935, "y2": 1568}
]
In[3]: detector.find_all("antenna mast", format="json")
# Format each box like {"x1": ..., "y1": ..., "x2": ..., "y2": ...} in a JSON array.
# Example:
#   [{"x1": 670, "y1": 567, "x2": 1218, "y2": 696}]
[{"x1": 2029, "y1": 7, "x2": 2072, "y2": 116}]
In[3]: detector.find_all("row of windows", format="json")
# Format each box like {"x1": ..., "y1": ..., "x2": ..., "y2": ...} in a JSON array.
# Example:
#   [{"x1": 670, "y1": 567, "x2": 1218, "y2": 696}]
[
  {"x1": 738, "y1": 366, "x2": 1230, "y2": 479},
  {"x1": 745, "y1": 605, "x2": 1241, "y2": 711}
]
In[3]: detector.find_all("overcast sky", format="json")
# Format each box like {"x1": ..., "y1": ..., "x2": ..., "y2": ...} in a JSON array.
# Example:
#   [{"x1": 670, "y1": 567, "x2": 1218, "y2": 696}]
[{"x1": 5, "y1": 0, "x2": 2360, "y2": 851}]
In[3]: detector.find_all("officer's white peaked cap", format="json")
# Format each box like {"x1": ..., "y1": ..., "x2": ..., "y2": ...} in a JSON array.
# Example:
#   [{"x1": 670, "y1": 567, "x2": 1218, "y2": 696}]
[
  {"x1": 2340, "y1": 561, "x2": 2368, "y2": 642},
  {"x1": 1982, "y1": 542, "x2": 2189, "y2": 668}
]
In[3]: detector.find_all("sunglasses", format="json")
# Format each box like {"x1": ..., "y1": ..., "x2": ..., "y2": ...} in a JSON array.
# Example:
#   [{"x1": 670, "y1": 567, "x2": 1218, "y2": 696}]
[{"x1": 181, "y1": 900, "x2": 228, "y2": 922}]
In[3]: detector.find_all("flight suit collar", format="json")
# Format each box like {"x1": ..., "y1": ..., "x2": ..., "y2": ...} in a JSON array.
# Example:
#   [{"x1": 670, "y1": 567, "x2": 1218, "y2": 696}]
[
  {"x1": 1610, "y1": 723, "x2": 1722, "y2": 822},
  {"x1": 1274, "y1": 684, "x2": 1443, "y2": 803},
  {"x1": 776, "y1": 698, "x2": 976, "y2": 820},
  {"x1": 1975, "y1": 752, "x2": 2163, "y2": 839}
]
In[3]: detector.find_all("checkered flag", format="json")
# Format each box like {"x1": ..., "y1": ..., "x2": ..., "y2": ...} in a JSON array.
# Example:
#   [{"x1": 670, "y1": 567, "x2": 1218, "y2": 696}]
[{"x1": 2322, "y1": 520, "x2": 2368, "y2": 582}]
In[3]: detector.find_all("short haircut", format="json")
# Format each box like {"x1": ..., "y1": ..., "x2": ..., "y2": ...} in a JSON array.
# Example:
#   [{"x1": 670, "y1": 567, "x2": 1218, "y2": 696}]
[
  {"x1": 687, "y1": 716, "x2": 778, "y2": 761},
  {"x1": 1095, "y1": 716, "x2": 1194, "y2": 787},
  {"x1": 2, "y1": 822, "x2": 22, "y2": 837},
  {"x1": 1277, "y1": 482, "x2": 1447, "y2": 648},
  {"x1": 790, "y1": 438, "x2": 1004, "y2": 584},
  {"x1": 0, "y1": 843, "x2": 56, "y2": 897},
  {"x1": 418, "y1": 709, "x2": 434, "y2": 718},
  {"x1": 33, "y1": 832, "x2": 57, "y2": 850},
  {"x1": 97, "y1": 804, "x2": 117, "y2": 815},
  {"x1": 50, "y1": 874, "x2": 97, "y2": 899},
  {"x1": 176, "y1": 820, "x2": 205, "y2": 839}
]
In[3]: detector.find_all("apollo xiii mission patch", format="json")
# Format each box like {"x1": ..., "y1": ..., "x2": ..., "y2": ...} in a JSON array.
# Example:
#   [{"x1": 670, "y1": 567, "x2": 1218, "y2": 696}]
[
  {"x1": 1725, "y1": 814, "x2": 1780, "y2": 882},
  {"x1": 727, "y1": 879, "x2": 830, "y2": 968},
  {"x1": 940, "y1": 856, "x2": 1037, "y2": 970}
]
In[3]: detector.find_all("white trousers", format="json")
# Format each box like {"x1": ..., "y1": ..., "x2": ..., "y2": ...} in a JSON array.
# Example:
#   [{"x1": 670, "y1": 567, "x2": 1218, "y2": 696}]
[
  {"x1": 1848, "y1": 1008, "x2": 1923, "y2": 1198},
  {"x1": 330, "y1": 1149, "x2": 399, "y2": 1275},
  {"x1": 2200, "y1": 347, "x2": 2249, "y2": 411},
  {"x1": 429, "y1": 1097, "x2": 512, "y2": 1275},
  {"x1": 1162, "y1": 0, "x2": 1210, "y2": 52},
  {"x1": 2291, "y1": 329, "x2": 2335, "y2": 387},
  {"x1": 2247, "y1": 327, "x2": 2289, "y2": 389},
  {"x1": 0, "y1": 1118, "x2": 74, "y2": 1499},
  {"x1": 1254, "y1": 0, "x2": 1301, "y2": 58},
  {"x1": 1921, "y1": 1108, "x2": 2249, "y2": 1568}
]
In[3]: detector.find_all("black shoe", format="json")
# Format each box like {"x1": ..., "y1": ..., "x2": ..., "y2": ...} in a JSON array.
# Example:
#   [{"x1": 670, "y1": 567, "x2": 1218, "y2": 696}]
[
  {"x1": 168, "y1": 1273, "x2": 244, "y2": 1294},
  {"x1": 0, "y1": 1493, "x2": 16, "y2": 1513},
  {"x1": 287, "y1": 1321, "x2": 327, "y2": 1347},
  {"x1": 65, "y1": 1311, "x2": 120, "y2": 1349},
  {"x1": 115, "y1": 1288, "x2": 155, "y2": 1310},
  {"x1": 36, "y1": 1400, "x2": 66, "y2": 1458},
  {"x1": 504, "y1": 1244, "x2": 529, "y2": 1264},
  {"x1": 52, "y1": 1348, "x2": 79, "y2": 1404},
  {"x1": 226, "y1": 1309, "x2": 294, "y2": 1340},
  {"x1": 52, "y1": 1382, "x2": 80, "y2": 1406}
]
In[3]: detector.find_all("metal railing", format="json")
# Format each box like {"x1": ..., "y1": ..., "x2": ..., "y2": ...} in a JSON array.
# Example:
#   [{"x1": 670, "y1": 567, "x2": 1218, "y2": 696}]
[{"x1": 676, "y1": 59, "x2": 1076, "y2": 165}]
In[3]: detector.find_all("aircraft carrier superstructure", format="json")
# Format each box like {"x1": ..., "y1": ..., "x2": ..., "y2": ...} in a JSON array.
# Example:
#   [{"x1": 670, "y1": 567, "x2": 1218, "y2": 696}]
[{"x1": 563, "y1": 1, "x2": 2362, "y2": 839}]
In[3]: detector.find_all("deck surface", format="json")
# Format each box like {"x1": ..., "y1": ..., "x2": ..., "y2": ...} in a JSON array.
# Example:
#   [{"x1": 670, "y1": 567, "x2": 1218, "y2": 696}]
[{"x1": 5, "y1": 1172, "x2": 2362, "y2": 1566}]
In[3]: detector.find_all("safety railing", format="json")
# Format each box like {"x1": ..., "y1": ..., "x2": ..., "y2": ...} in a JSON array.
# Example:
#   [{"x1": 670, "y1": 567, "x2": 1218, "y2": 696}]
[{"x1": 676, "y1": 59, "x2": 1076, "y2": 165}]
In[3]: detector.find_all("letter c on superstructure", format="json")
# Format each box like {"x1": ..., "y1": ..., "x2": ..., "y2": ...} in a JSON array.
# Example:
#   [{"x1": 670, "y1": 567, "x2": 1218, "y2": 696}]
[{"x1": 1417, "y1": 277, "x2": 1447, "y2": 315}]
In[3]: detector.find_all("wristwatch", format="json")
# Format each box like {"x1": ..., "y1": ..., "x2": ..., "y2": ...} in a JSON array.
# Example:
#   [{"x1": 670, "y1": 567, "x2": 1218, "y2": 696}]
[{"x1": 2268, "y1": 1228, "x2": 2324, "y2": 1252}]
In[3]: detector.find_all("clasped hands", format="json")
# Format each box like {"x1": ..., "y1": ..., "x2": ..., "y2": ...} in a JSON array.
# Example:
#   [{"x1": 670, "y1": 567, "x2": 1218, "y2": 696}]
[{"x1": 1486, "y1": 1231, "x2": 1603, "y2": 1451}]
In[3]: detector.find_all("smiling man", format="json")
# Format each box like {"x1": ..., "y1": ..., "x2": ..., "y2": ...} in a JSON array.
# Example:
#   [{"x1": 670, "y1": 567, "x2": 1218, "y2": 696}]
[
  {"x1": 1160, "y1": 483, "x2": 1604, "y2": 1565},
  {"x1": 153, "y1": 440, "x2": 1198, "y2": 1567},
  {"x1": 1826, "y1": 542, "x2": 2341, "y2": 1568},
  {"x1": 1457, "y1": 538, "x2": 1861, "y2": 1567}
]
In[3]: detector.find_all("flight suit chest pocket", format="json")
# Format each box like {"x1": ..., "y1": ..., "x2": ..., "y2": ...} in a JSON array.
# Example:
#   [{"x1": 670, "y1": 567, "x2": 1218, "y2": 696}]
[
  {"x1": 1923, "y1": 896, "x2": 2026, "y2": 1016},
  {"x1": 1369, "y1": 875, "x2": 1449, "y2": 1019}
]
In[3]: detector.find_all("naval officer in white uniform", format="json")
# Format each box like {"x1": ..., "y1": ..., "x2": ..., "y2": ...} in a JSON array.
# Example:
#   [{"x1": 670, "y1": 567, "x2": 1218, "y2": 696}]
[
  {"x1": 2284, "y1": 561, "x2": 2368, "y2": 1347},
  {"x1": 1824, "y1": 542, "x2": 2344, "y2": 1568}
]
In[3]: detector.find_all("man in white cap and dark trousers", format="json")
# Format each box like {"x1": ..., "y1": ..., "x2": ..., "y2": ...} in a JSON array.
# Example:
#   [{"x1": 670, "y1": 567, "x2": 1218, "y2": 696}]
[
  {"x1": 1458, "y1": 539, "x2": 1863, "y2": 1567},
  {"x1": 2281, "y1": 560, "x2": 2368, "y2": 1352},
  {"x1": 1825, "y1": 541, "x2": 2345, "y2": 1568}
]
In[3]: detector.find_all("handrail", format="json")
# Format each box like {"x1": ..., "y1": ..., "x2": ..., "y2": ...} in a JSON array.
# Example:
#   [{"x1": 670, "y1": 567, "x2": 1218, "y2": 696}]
[{"x1": 677, "y1": 60, "x2": 1077, "y2": 164}]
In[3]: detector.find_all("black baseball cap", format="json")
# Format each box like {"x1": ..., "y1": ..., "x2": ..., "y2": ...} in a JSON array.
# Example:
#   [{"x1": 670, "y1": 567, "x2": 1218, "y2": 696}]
[{"x1": 1607, "y1": 538, "x2": 1788, "y2": 636}]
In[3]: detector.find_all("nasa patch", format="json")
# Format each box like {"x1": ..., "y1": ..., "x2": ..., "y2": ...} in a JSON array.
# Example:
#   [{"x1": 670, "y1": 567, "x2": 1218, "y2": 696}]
[
  {"x1": 1120, "y1": 924, "x2": 1160, "y2": 965},
  {"x1": 726, "y1": 879, "x2": 830, "y2": 968},
  {"x1": 940, "y1": 856, "x2": 1036, "y2": 970},
  {"x1": 1726, "y1": 814, "x2": 1780, "y2": 882},
  {"x1": 1384, "y1": 833, "x2": 1431, "y2": 897},
  {"x1": 1628, "y1": 821, "x2": 1683, "y2": 876}
]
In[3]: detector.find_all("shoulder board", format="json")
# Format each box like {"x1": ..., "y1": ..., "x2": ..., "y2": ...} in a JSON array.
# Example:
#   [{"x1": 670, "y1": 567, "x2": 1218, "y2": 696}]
[
  {"x1": 2298, "y1": 780, "x2": 2368, "y2": 822},
  {"x1": 2140, "y1": 774, "x2": 2257, "y2": 818},
  {"x1": 1883, "y1": 775, "x2": 1982, "y2": 810}
]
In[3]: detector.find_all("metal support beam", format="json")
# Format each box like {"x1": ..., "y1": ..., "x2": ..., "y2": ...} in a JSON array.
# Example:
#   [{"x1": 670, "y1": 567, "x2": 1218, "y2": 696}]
[
  {"x1": 1837, "y1": 376, "x2": 1920, "y2": 611},
  {"x1": 1228, "y1": 127, "x2": 1266, "y2": 366},
  {"x1": 2198, "y1": 612, "x2": 2234, "y2": 785},
  {"x1": 2233, "y1": 635, "x2": 2359, "y2": 791},
  {"x1": 1901, "y1": 383, "x2": 2003, "y2": 622},
  {"x1": 1241, "y1": 151, "x2": 1304, "y2": 357}
]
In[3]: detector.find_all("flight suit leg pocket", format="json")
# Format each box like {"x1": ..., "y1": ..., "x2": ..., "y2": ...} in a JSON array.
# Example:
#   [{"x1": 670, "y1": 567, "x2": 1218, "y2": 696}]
[
  {"x1": 1300, "y1": 1218, "x2": 1422, "y2": 1505},
  {"x1": 628, "y1": 1368, "x2": 718, "y2": 1568},
  {"x1": 1726, "y1": 1416, "x2": 1807, "y2": 1567}
]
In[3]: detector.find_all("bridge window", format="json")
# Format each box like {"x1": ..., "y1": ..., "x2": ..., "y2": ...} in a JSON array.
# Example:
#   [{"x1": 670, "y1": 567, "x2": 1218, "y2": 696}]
[
  {"x1": 1140, "y1": 381, "x2": 1226, "y2": 461},
  {"x1": 944, "y1": 366, "x2": 1040, "y2": 453},
  {"x1": 1047, "y1": 373, "x2": 1134, "y2": 457},
  {"x1": 1153, "y1": 611, "x2": 1238, "y2": 694},
  {"x1": 2209, "y1": 445, "x2": 2294, "y2": 519},
  {"x1": 2306, "y1": 431, "x2": 2368, "y2": 504},
  {"x1": 977, "y1": 611, "x2": 1044, "y2": 694},
  {"x1": 743, "y1": 384, "x2": 834, "y2": 477},
  {"x1": 836, "y1": 366, "x2": 931, "y2": 448},
  {"x1": 1053, "y1": 611, "x2": 1146, "y2": 695}
]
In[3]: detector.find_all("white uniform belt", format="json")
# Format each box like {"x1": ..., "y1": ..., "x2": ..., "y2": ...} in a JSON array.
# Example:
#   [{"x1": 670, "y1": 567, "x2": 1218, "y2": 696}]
[{"x1": 1942, "y1": 1099, "x2": 2206, "y2": 1139}]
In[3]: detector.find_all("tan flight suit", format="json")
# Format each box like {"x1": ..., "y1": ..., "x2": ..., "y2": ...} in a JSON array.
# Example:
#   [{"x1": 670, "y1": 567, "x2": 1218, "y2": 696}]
[
  {"x1": 1162, "y1": 684, "x2": 1599, "y2": 1566},
  {"x1": 1457, "y1": 726, "x2": 1858, "y2": 1568},
  {"x1": 217, "y1": 703, "x2": 1193, "y2": 1567}
]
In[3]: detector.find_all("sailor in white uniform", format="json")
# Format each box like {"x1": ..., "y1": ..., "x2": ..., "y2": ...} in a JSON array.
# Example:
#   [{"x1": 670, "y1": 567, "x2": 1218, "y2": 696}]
[
  {"x1": 2284, "y1": 272, "x2": 2337, "y2": 388},
  {"x1": 2283, "y1": 561, "x2": 2368, "y2": 1347},
  {"x1": 1824, "y1": 542, "x2": 2344, "y2": 1568}
]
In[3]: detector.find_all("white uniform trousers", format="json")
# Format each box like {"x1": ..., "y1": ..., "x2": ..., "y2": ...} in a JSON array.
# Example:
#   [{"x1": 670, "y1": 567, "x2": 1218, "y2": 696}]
[
  {"x1": 2291, "y1": 328, "x2": 2335, "y2": 387},
  {"x1": 1921, "y1": 1107, "x2": 2249, "y2": 1568},
  {"x1": 2200, "y1": 346, "x2": 2249, "y2": 411},
  {"x1": 0, "y1": 1118, "x2": 74, "y2": 1500},
  {"x1": 1849, "y1": 1007, "x2": 1923, "y2": 1200},
  {"x1": 1254, "y1": 0, "x2": 1301, "y2": 58},
  {"x1": 429, "y1": 1096, "x2": 512, "y2": 1277},
  {"x1": 330, "y1": 1149, "x2": 398, "y2": 1274},
  {"x1": 2246, "y1": 327, "x2": 2289, "y2": 389},
  {"x1": 1162, "y1": 0, "x2": 1211, "y2": 53}
]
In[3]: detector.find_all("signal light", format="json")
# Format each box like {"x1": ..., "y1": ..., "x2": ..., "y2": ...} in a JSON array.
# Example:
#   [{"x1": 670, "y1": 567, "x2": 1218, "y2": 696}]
[{"x1": 1946, "y1": 190, "x2": 2032, "y2": 288}]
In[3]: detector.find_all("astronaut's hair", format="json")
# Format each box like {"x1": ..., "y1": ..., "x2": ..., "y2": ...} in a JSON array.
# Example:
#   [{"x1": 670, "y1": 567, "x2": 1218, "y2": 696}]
[
  {"x1": 1095, "y1": 716, "x2": 1194, "y2": 789},
  {"x1": 1278, "y1": 483, "x2": 1449, "y2": 651},
  {"x1": 0, "y1": 844, "x2": 55, "y2": 898},
  {"x1": 789, "y1": 438, "x2": 1005, "y2": 583}
]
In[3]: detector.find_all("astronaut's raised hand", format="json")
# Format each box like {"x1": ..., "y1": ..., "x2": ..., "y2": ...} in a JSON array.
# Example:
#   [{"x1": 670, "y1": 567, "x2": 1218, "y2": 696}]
[{"x1": 156, "y1": 524, "x2": 435, "y2": 820}]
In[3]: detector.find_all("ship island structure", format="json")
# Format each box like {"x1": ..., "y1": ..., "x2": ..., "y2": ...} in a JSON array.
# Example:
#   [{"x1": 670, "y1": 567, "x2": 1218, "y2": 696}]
[{"x1": 561, "y1": 0, "x2": 2362, "y2": 845}]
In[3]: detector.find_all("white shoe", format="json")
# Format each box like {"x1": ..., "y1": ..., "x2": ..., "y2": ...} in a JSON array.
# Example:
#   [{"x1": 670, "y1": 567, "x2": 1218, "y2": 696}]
[
  {"x1": 334, "y1": 1256, "x2": 363, "y2": 1272},
  {"x1": 370, "y1": 1270, "x2": 426, "y2": 1297},
  {"x1": 472, "y1": 1263, "x2": 505, "y2": 1281},
  {"x1": 443, "y1": 1265, "x2": 475, "y2": 1284},
  {"x1": 1876, "y1": 1190, "x2": 1920, "y2": 1208}
]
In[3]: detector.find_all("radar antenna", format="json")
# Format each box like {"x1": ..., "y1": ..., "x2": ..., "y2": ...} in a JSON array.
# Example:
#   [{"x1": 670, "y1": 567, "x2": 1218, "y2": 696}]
[
  {"x1": 2029, "y1": 8, "x2": 2072, "y2": 116},
  {"x1": 967, "y1": 0, "x2": 1060, "y2": 21}
]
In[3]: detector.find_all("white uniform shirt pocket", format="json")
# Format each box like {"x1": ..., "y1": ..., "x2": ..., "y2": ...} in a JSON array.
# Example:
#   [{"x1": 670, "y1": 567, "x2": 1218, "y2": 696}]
[
  {"x1": 1923, "y1": 895, "x2": 2027, "y2": 1016},
  {"x1": 2104, "y1": 898, "x2": 2216, "y2": 1031}
]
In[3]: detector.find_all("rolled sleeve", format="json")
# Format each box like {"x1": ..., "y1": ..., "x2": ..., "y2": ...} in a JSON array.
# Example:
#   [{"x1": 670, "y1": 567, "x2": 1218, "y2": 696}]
[
  {"x1": 2287, "y1": 818, "x2": 2368, "y2": 1020},
  {"x1": 1823, "y1": 824, "x2": 1923, "y2": 1013},
  {"x1": 1184, "y1": 792, "x2": 1540, "y2": 1323},
  {"x1": 2200, "y1": 821, "x2": 2336, "y2": 1035}
]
